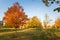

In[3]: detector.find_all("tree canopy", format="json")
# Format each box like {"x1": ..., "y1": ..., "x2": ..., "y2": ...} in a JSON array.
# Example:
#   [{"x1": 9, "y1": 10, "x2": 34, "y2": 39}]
[
  {"x1": 24, "y1": 16, "x2": 43, "y2": 28},
  {"x1": 42, "y1": 0, "x2": 60, "y2": 12},
  {"x1": 3, "y1": 2, "x2": 28, "y2": 28}
]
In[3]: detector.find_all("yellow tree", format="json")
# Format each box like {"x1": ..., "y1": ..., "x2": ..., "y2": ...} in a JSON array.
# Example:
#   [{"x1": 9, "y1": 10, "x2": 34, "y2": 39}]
[
  {"x1": 3, "y1": 2, "x2": 28, "y2": 28},
  {"x1": 24, "y1": 16, "x2": 43, "y2": 28},
  {"x1": 54, "y1": 18, "x2": 60, "y2": 28}
]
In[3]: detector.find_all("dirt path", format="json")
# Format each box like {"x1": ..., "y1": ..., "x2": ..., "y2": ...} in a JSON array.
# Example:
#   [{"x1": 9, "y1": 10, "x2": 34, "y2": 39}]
[{"x1": 0, "y1": 28, "x2": 36, "y2": 36}]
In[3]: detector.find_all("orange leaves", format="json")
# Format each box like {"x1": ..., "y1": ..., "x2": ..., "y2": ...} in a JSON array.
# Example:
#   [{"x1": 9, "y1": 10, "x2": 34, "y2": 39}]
[
  {"x1": 54, "y1": 18, "x2": 60, "y2": 28},
  {"x1": 3, "y1": 2, "x2": 28, "y2": 28}
]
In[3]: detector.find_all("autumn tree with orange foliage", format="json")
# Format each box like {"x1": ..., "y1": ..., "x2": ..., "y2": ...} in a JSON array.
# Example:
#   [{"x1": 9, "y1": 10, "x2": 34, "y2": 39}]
[
  {"x1": 3, "y1": 2, "x2": 28, "y2": 28},
  {"x1": 54, "y1": 18, "x2": 60, "y2": 28}
]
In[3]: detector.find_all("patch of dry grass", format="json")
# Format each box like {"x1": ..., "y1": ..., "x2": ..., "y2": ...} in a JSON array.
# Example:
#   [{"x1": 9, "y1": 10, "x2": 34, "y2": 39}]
[{"x1": 0, "y1": 28, "x2": 60, "y2": 40}]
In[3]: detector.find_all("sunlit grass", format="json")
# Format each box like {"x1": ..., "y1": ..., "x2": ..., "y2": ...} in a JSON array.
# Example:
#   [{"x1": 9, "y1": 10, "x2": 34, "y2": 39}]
[{"x1": 0, "y1": 28, "x2": 60, "y2": 40}]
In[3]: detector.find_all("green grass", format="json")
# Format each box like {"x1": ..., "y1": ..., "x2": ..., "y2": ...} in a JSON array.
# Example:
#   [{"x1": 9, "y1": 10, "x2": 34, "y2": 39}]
[{"x1": 0, "y1": 28, "x2": 60, "y2": 40}]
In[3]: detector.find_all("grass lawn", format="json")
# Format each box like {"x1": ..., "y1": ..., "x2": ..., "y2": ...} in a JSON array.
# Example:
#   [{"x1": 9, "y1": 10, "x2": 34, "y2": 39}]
[{"x1": 0, "y1": 28, "x2": 60, "y2": 40}]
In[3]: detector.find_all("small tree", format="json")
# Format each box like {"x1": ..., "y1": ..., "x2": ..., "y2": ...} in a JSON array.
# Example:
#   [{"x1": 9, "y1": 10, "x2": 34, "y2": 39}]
[
  {"x1": 54, "y1": 17, "x2": 60, "y2": 28},
  {"x1": 24, "y1": 16, "x2": 43, "y2": 28}
]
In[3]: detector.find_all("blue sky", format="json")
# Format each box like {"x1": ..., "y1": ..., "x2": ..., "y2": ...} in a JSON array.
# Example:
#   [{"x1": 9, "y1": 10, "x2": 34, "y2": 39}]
[{"x1": 0, "y1": 0, "x2": 60, "y2": 24}]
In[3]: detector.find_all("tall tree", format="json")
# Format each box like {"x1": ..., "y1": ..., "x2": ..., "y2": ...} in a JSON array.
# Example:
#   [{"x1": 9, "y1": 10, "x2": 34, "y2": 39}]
[
  {"x1": 43, "y1": 14, "x2": 52, "y2": 28},
  {"x1": 3, "y1": 2, "x2": 28, "y2": 28}
]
